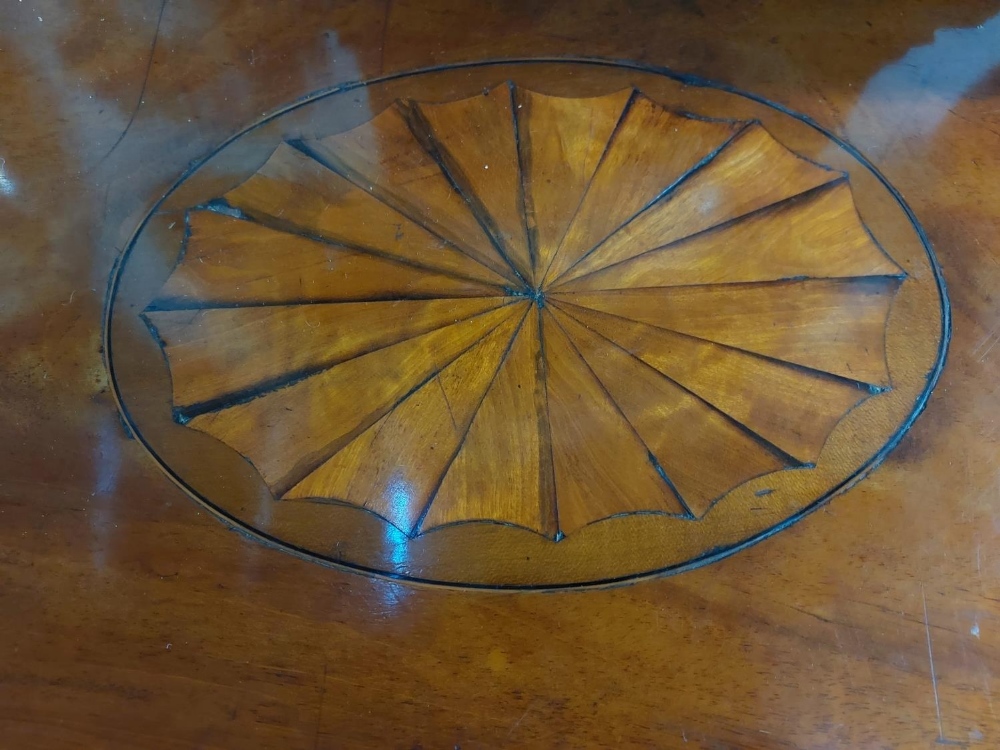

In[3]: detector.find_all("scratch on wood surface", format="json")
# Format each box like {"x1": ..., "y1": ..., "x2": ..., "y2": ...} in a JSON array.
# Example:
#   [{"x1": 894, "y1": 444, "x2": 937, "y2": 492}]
[{"x1": 922, "y1": 586, "x2": 952, "y2": 745}]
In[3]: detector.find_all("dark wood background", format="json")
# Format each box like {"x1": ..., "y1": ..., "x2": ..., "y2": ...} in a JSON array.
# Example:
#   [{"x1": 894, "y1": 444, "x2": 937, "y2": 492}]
[{"x1": 2, "y1": 1, "x2": 999, "y2": 746}]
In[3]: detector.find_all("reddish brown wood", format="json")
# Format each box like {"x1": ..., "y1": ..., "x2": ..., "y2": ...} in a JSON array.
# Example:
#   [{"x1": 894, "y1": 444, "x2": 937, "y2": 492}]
[{"x1": 1, "y1": 2, "x2": 997, "y2": 748}]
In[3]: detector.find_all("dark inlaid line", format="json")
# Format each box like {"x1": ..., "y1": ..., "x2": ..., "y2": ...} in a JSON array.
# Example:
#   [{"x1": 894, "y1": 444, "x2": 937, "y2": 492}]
[
  {"x1": 550, "y1": 296, "x2": 886, "y2": 395},
  {"x1": 288, "y1": 137, "x2": 522, "y2": 287},
  {"x1": 509, "y1": 83, "x2": 539, "y2": 282},
  {"x1": 535, "y1": 305, "x2": 561, "y2": 541},
  {"x1": 536, "y1": 88, "x2": 638, "y2": 287},
  {"x1": 545, "y1": 120, "x2": 753, "y2": 288},
  {"x1": 549, "y1": 176, "x2": 872, "y2": 290},
  {"x1": 410, "y1": 305, "x2": 532, "y2": 536},
  {"x1": 166, "y1": 299, "x2": 518, "y2": 423},
  {"x1": 145, "y1": 292, "x2": 510, "y2": 312},
  {"x1": 273, "y1": 303, "x2": 530, "y2": 499},
  {"x1": 551, "y1": 300, "x2": 810, "y2": 471},
  {"x1": 543, "y1": 307, "x2": 693, "y2": 519},
  {"x1": 552, "y1": 272, "x2": 906, "y2": 297},
  {"x1": 199, "y1": 201, "x2": 514, "y2": 293},
  {"x1": 401, "y1": 95, "x2": 531, "y2": 290}
]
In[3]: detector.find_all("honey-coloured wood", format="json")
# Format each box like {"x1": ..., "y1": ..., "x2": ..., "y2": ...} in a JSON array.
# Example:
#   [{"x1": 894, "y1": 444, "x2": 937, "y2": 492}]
[
  {"x1": 516, "y1": 87, "x2": 633, "y2": 285},
  {"x1": 224, "y1": 143, "x2": 510, "y2": 287},
  {"x1": 8, "y1": 10, "x2": 988, "y2": 747},
  {"x1": 304, "y1": 103, "x2": 518, "y2": 283},
  {"x1": 128, "y1": 78, "x2": 938, "y2": 583},
  {"x1": 541, "y1": 95, "x2": 741, "y2": 285},
  {"x1": 415, "y1": 84, "x2": 534, "y2": 282}
]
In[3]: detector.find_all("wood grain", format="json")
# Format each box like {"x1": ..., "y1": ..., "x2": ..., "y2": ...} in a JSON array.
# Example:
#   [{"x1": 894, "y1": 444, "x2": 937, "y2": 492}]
[
  {"x1": 543, "y1": 307, "x2": 687, "y2": 533},
  {"x1": 557, "y1": 180, "x2": 905, "y2": 292},
  {"x1": 416, "y1": 84, "x2": 533, "y2": 282},
  {"x1": 186, "y1": 303, "x2": 520, "y2": 495},
  {"x1": 554, "y1": 300, "x2": 872, "y2": 464},
  {"x1": 145, "y1": 297, "x2": 507, "y2": 410},
  {"x1": 516, "y1": 87, "x2": 632, "y2": 285},
  {"x1": 154, "y1": 211, "x2": 502, "y2": 306},
  {"x1": 283, "y1": 306, "x2": 527, "y2": 533},
  {"x1": 541, "y1": 95, "x2": 741, "y2": 285},
  {"x1": 224, "y1": 143, "x2": 510, "y2": 287},
  {"x1": 305, "y1": 102, "x2": 517, "y2": 283},
  {"x1": 549, "y1": 307, "x2": 790, "y2": 516},
  {"x1": 555, "y1": 123, "x2": 842, "y2": 284},
  {"x1": 554, "y1": 278, "x2": 900, "y2": 386},
  {"x1": 420, "y1": 305, "x2": 557, "y2": 537}
]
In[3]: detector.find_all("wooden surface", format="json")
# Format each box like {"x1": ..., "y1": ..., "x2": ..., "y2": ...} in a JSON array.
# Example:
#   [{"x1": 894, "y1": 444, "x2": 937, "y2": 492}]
[
  {"x1": 115, "y1": 78, "x2": 940, "y2": 586},
  {"x1": 2, "y1": 1, "x2": 999, "y2": 747}
]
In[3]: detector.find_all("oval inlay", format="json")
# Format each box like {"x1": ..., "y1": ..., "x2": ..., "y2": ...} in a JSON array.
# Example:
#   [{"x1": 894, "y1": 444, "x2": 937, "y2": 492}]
[{"x1": 105, "y1": 60, "x2": 949, "y2": 589}]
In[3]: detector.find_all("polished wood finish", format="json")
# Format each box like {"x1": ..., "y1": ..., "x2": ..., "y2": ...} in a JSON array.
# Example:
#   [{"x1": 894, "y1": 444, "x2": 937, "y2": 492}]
[
  {"x1": 124, "y1": 79, "x2": 939, "y2": 584},
  {"x1": 4, "y1": 2, "x2": 997, "y2": 747}
]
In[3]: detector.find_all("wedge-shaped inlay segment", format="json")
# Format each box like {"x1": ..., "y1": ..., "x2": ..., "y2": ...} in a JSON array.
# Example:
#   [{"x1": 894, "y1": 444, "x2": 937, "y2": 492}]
[
  {"x1": 554, "y1": 302, "x2": 873, "y2": 465},
  {"x1": 557, "y1": 124, "x2": 842, "y2": 285},
  {"x1": 542, "y1": 96, "x2": 741, "y2": 285},
  {"x1": 416, "y1": 84, "x2": 533, "y2": 282},
  {"x1": 517, "y1": 88, "x2": 633, "y2": 285},
  {"x1": 282, "y1": 307, "x2": 528, "y2": 533},
  {"x1": 543, "y1": 309, "x2": 687, "y2": 533},
  {"x1": 145, "y1": 298, "x2": 507, "y2": 413},
  {"x1": 305, "y1": 103, "x2": 517, "y2": 283},
  {"x1": 550, "y1": 308, "x2": 790, "y2": 517},
  {"x1": 153, "y1": 212, "x2": 502, "y2": 307},
  {"x1": 185, "y1": 304, "x2": 520, "y2": 497},
  {"x1": 558, "y1": 181, "x2": 904, "y2": 292},
  {"x1": 554, "y1": 278, "x2": 899, "y2": 387},
  {"x1": 224, "y1": 143, "x2": 508, "y2": 287},
  {"x1": 419, "y1": 306, "x2": 557, "y2": 537}
]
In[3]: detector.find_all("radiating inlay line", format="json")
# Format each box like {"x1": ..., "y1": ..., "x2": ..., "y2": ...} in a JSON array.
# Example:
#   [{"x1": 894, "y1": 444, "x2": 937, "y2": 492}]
[
  {"x1": 151, "y1": 210, "x2": 510, "y2": 310},
  {"x1": 222, "y1": 142, "x2": 513, "y2": 288},
  {"x1": 553, "y1": 123, "x2": 843, "y2": 286},
  {"x1": 541, "y1": 99, "x2": 747, "y2": 287},
  {"x1": 419, "y1": 305, "x2": 558, "y2": 537},
  {"x1": 542, "y1": 307, "x2": 689, "y2": 532},
  {"x1": 551, "y1": 277, "x2": 901, "y2": 386},
  {"x1": 515, "y1": 88, "x2": 635, "y2": 285},
  {"x1": 284, "y1": 306, "x2": 530, "y2": 534},
  {"x1": 183, "y1": 304, "x2": 523, "y2": 497},
  {"x1": 412, "y1": 304, "x2": 535, "y2": 535},
  {"x1": 294, "y1": 111, "x2": 522, "y2": 285},
  {"x1": 551, "y1": 299, "x2": 849, "y2": 467},
  {"x1": 553, "y1": 179, "x2": 905, "y2": 292},
  {"x1": 549, "y1": 306, "x2": 791, "y2": 517},
  {"x1": 532, "y1": 87, "x2": 637, "y2": 287},
  {"x1": 414, "y1": 83, "x2": 535, "y2": 284},
  {"x1": 146, "y1": 297, "x2": 515, "y2": 417}
]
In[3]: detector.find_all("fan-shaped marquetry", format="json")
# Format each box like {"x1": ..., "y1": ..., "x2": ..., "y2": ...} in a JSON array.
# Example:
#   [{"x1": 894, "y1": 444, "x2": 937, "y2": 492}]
[
  {"x1": 542, "y1": 309, "x2": 688, "y2": 533},
  {"x1": 553, "y1": 301, "x2": 873, "y2": 465},
  {"x1": 282, "y1": 307, "x2": 528, "y2": 533},
  {"x1": 553, "y1": 277, "x2": 899, "y2": 387},
  {"x1": 223, "y1": 143, "x2": 509, "y2": 287},
  {"x1": 541, "y1": 95, "x2": 742, "y2": 286},
  {"x1": 419, "y1": 306, "x2": 557, "y2": 537},
  {"x1": 516, "y1": 88, "x2": 633, "y2": 286},
  {"x1": 153, "y1": 212, "x2": 501, "y2": 307},
  {"x1": 185, "y1": 304, "x2": 520, "y2": 496},
  {"x1": 556, "y1": 124, "x2": 842, "y2": 285},
  {"x1": 145, "y1": 83, "x2": 911, "y2": 553},
  {"x1": 415, "y1": 84, "x2": 533, "y2": 282},
  {"x1": 303, "y1": 103, "x2": 517, "y2": 284},
  {"x1": 144, "y1": 298, "x2": 507, "y2": 413},
  {"x1": 550, "y1": 308, "x2": 791, "y2": 517},
  {"x1": 556, "y1": 181, "x2": 904, "y2": 292}
]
